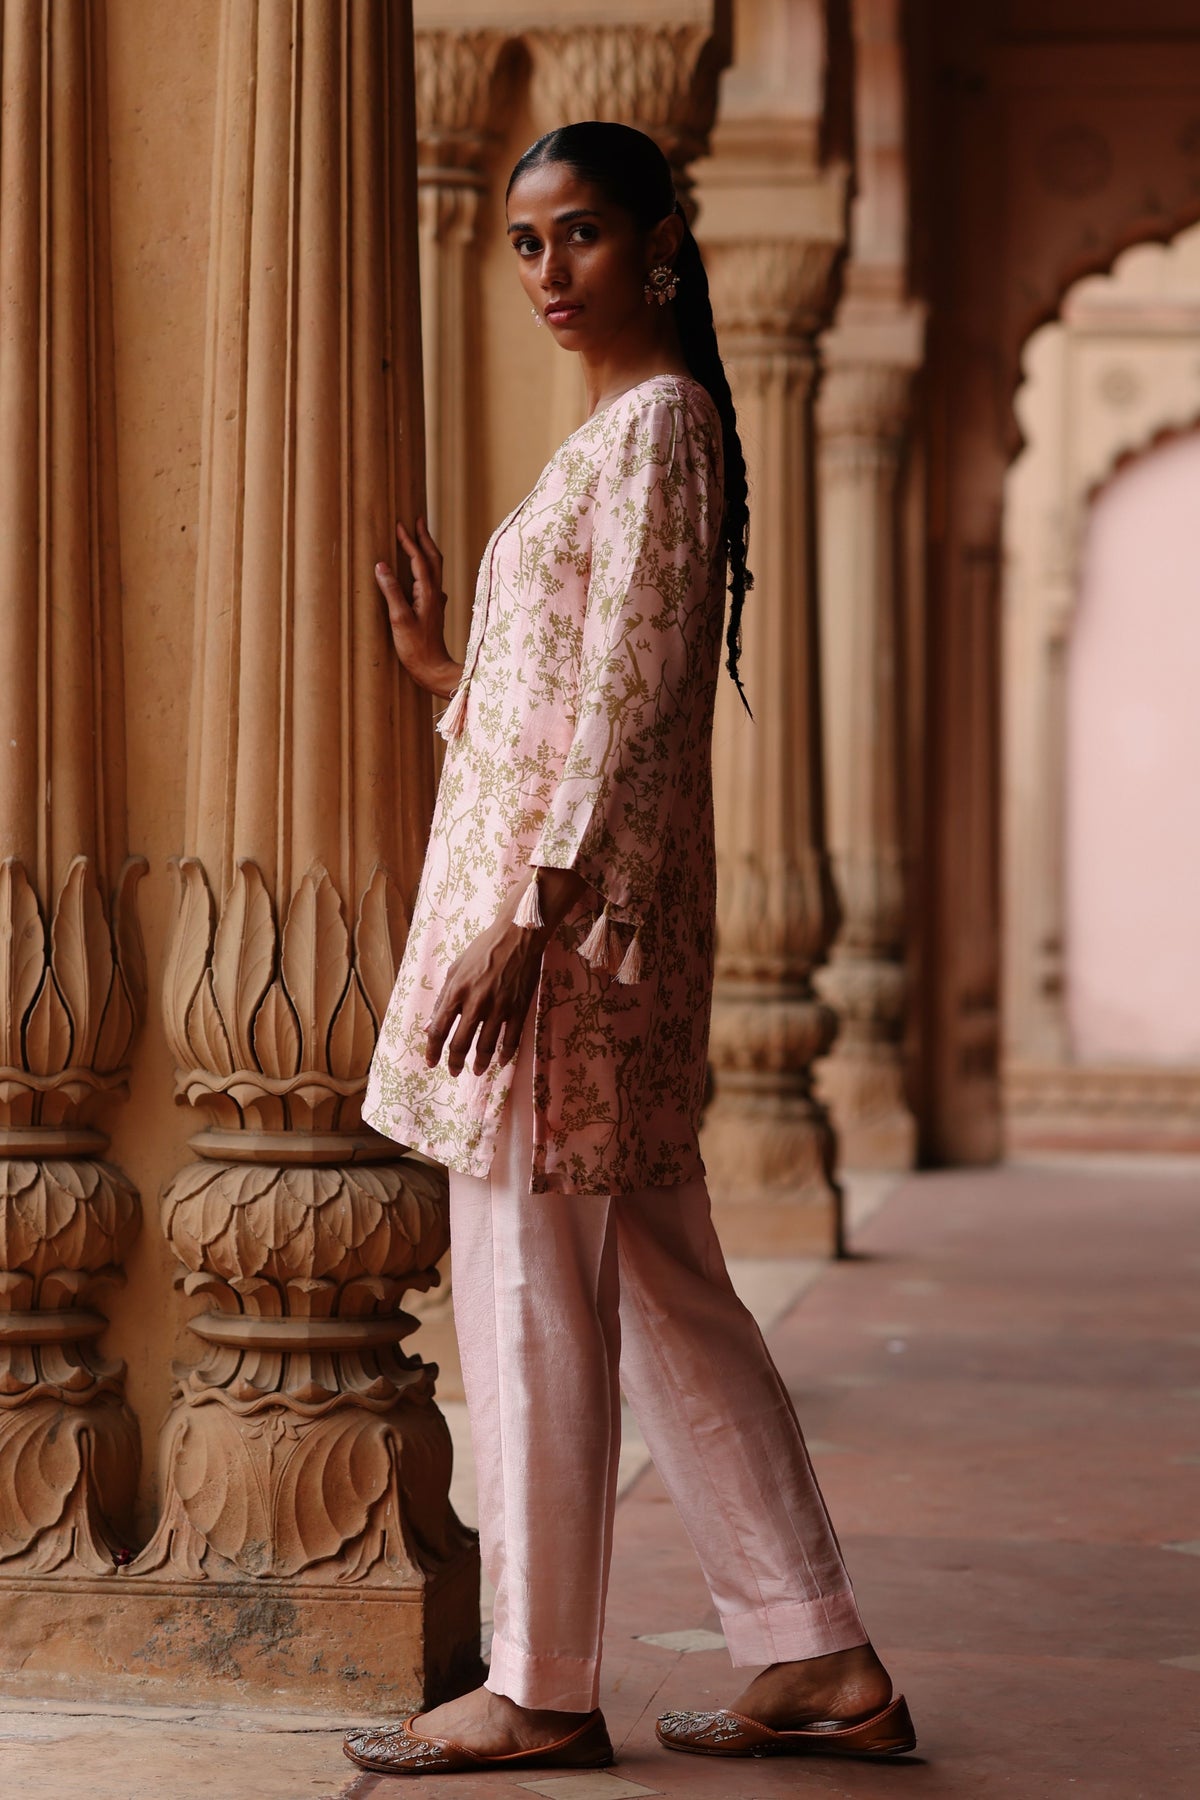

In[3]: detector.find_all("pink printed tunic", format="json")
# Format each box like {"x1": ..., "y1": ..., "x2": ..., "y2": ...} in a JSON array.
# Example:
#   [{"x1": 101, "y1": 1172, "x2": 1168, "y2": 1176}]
[{"x1": 363, "y1": 373, "x2": 725, "y2": 1195}]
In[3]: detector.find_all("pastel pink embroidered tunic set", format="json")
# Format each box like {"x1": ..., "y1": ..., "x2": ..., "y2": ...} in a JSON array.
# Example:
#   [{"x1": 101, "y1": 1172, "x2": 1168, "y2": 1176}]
[
  {"x1": 364, "y1": 375, "x2": 725, "y2": 1194},
  {"x1": 362, "y1": 373, "x2": 870, "y2": 1711}
]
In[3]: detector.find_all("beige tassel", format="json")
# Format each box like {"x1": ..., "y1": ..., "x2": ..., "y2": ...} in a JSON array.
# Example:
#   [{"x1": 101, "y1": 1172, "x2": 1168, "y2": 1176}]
[
  {"x1": 578, "y1": 904, "x2": 615, "y2": 972},
  {"x1": 513, "y1": 873, "x2": 544, "y2": 929},
  {"x1": 615, "y1": 928, "x2": 644, "y2": 985},
  {"x1": 436, "y1": 680, "x2": 469, "y2": 741}
]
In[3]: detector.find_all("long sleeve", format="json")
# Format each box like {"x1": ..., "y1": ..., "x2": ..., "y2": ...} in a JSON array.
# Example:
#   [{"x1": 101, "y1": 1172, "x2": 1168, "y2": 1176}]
[{"x1": 531, "y1": 391, "x2": 723, "y2": 926}]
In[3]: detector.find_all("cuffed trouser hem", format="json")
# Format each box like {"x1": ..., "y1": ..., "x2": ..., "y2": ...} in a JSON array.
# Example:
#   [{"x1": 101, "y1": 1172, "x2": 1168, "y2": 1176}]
[
  {"x1": 486, "y1": 1630, "x2": 601, "y2": 1712},
  {"x1": 721, "y1": 1590, "x2": 869, "y2": 1667}
]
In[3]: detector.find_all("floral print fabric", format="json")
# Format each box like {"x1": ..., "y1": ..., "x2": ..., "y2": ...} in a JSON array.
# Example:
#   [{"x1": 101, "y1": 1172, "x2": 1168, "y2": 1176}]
[{"x1": 363, "y1": 374, "x2": 725, "y2": 1195}]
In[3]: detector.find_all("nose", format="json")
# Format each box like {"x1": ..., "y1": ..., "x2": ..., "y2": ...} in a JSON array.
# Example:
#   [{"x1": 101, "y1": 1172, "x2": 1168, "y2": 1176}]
[{"x1": 537, "y1": 244, "x2": 568, "y2": 291}]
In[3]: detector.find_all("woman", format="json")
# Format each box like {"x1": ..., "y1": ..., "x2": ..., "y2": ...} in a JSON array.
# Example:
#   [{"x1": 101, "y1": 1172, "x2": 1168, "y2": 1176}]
[{"x1": 344, "y1": 122, "x2": 914, "y2": 1778}]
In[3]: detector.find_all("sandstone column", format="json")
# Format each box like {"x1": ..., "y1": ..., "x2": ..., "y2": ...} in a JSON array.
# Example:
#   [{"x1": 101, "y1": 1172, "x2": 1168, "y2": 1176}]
[
  {"x1": 687, "y1": 0, "x2": 854, "y2": 1255},
  {"x1": 816, "y1": 356, "x2": 917, "y2": 1167},
  {"x1": 811, "y1": 0, "x2": 923, "y2": 1170},
  {"x1": 124, "y1": 0, "x2": 479, "y2": 1713},
  {"x1": 414, "y1": 28, "x2": 511, "y2": 658},
  {"x1": 0, "y1": 0, "x2": 146, "y2": 1579},
  {"x1": 699, "y1": 233, "x2": 845, "y2": 1253}
]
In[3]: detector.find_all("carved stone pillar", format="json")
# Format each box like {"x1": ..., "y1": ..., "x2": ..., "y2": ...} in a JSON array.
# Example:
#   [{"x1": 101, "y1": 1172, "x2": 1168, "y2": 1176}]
[
  {"x1": 816, "y1": 358, "x2": 918, "y2": 1167},
  {"x1": 699, "y1": 234, "x2": 845, "y2": 1255},
  {"x1": 414, "y1": 29, "x2": 511, "y2": 658},
  {"x1": 118, "y1": 0, "x2": 479, "y2": 1714},
  {"x1": 0, "y1": 1, "x2": 146, "y2": 1581}
]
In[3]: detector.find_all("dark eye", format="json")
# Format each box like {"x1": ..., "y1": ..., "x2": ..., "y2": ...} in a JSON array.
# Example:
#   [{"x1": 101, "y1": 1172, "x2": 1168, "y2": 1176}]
[
  {"x1": 513, "y1": 235, "x2": 540, "y2": 257},
  {"x1": 570, "y1": 223, "x2": 598, "y2": 243}
]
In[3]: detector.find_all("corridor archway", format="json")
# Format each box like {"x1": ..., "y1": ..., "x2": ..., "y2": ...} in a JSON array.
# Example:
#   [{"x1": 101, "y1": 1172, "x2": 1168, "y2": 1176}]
[
  {"x1": 913, "y1": 3, "x2": 1200, "y2": 1163},
  {"x1": 1002, "y1": 225, "x2": 1200, "y2": 1147}
]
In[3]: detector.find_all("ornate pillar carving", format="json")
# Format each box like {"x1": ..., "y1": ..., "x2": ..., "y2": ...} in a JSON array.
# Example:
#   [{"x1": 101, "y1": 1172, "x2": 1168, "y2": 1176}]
[
  {"x1": 414, "y1": 28, "x2": 512, "y2": 658},
  {"x1": 0, "y1": 0, "x2": 146, "y2": 1577},
  {"x1": 815, "y1": 357, "x2": 918, "y2": 1167},
  {"x1": 122, "y1": 0, "x2": 479, "y2": 1713},
  {"x1": 699, "y1": 234, "x2": 846, "y2": 1254},
  {"x1": 527, "y1": 23, "x2": 724, "y2": 212}
]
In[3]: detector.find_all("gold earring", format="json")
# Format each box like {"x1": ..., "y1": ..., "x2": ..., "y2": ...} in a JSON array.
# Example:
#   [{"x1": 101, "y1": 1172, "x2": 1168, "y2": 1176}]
[{"x1": 644, "y1": 264, "x2": 679, "y2": 306}]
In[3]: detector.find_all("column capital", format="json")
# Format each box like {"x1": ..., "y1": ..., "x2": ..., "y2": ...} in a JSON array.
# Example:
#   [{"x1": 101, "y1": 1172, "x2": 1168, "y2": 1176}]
[
  {"x1": 414, "y1": 28, "x2": 513, "y2": 181},
  {"x1": 704, "y1": 237, "x2": 842, "y2": 350},
  {"x1": 695, "y1": 112, "x2": 849, "y2": 349},
  {"x1": 818, "y1": 360, "x2": 914, "y2": 450},
  {"x1": 527, "y1": 22, "x2": 728, "y2": 200}
]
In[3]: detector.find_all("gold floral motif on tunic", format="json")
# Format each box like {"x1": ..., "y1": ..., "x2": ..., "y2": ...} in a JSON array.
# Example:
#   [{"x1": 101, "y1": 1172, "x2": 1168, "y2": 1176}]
[{"x1": 363, "y1": 374, "x2": 725, "y2": 1195}]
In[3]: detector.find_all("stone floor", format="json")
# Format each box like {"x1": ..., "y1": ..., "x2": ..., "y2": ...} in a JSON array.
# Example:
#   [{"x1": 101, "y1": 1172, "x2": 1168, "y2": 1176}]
[{"x1": 2, "y1": 1158, "x2": 1197, "y2": 1799}]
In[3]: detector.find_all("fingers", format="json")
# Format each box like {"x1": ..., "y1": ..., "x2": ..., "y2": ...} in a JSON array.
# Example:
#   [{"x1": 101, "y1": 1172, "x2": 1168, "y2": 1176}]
[
  {"x1": 396, "y1": 516, "x2": 441, "y2": 574},
  {"x1": 425, "y1": 933, "x2": 535, "y2": 1080},
  {"x1": 427, "y1": 995, "x2": 519, "y2": 1080},
  {"x1": 444, "y1": 1011, "x2": 480, "y2": 1080},
  {"x1": 497, "y1": 1013, "x2": 525, "y2": 1069},
  {"x1": 395, "y1": 517, "x2": 445, "y2": 604},
  {"x1": 415, "y1": 516, "x2": 445, "y2": 582},
  {"x1": 375, "y1": 562, "x2": 418, "y2": 666},
  {"x1": 426, "y1": 981, "x2": 483, "y2": 1079},
  {"x1": 424, "y1": 981, "x2": 461, "y2": 1069},
  {"x1": 454, "y1": 1004, "x2": 525, "y2": 1079},
  {"x1": 394, "y1": 519, "x2": 428, "y2": 587},
  {"x1": 374, "y1": 559, "x2": 412, "y2": 616},
  {"x1": 472, "y1": 1013, "x2": 505, "y2": 1077}
]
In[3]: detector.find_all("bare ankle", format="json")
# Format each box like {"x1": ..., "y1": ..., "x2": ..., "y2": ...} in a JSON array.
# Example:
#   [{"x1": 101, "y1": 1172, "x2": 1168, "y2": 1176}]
[{"x1": 732, "y1": 1643, "x2": 892, "y2": 1728}]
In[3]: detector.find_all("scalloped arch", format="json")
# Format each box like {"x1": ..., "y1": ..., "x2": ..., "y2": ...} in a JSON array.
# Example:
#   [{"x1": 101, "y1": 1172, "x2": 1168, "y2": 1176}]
[
  {"x1": 1012, "y1": 215, "x2": 1200, "y2": 532},
  {"x1": 1002, "y1": 213, "x2": 1200, "y2": 1081},
  {"x1": 1004, "y1": 195, "x2": 1200, "y2": 459}
]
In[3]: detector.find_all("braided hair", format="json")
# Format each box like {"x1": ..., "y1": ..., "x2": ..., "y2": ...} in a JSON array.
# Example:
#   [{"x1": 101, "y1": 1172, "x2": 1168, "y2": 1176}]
[{"x1": 507, "y1": 122, "x2": 754, "y2": 713}]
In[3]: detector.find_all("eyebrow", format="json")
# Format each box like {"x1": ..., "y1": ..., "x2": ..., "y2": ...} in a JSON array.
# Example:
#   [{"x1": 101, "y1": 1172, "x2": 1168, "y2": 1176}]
[{"x1": 506, "y1": 208, "x2": 602, "y2": 235}]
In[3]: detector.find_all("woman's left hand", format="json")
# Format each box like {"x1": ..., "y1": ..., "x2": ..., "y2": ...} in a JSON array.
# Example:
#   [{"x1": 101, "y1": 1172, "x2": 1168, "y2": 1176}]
[
  {"x1": 426, "y1": 914, "x2": 546, "y2": 1077},
  {"x1": 425, "y1": 869, "x2": 590, "y2": 1077}
]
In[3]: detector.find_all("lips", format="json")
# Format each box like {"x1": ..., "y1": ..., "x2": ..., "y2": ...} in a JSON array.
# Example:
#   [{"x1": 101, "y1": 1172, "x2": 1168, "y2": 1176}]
[{"x1": 545, "y1": 301, "x2": 583, "y2": 325}]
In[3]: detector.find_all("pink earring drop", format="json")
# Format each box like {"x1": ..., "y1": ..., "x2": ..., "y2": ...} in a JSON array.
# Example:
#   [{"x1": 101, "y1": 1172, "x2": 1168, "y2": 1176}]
[{"x1": 531, "y1": 307, "x2": 544, "y2": 328}]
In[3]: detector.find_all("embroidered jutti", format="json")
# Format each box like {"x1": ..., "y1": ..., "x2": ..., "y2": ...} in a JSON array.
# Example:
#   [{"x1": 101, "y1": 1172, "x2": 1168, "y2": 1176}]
[{"x1": 363, "y1": 373, "x2": 726, "y2": 1195}]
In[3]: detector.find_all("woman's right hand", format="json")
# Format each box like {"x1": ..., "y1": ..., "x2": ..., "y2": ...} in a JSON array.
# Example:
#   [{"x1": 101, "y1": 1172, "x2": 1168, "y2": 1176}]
[{"x1": 375, "y1": 518, "x2": 463, "y2": 699}]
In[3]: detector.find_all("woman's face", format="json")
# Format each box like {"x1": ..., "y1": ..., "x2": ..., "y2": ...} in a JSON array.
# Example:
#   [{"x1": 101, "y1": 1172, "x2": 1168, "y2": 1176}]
[{"x1": 506, "y1": 162, "x2": 657, "y2": 351}]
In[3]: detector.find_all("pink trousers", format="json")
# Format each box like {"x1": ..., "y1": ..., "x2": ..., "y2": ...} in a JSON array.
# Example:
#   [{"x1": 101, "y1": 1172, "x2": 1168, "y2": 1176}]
[{"x1": 448, "y1": 1032, "x2": 868, "y2": 1712}]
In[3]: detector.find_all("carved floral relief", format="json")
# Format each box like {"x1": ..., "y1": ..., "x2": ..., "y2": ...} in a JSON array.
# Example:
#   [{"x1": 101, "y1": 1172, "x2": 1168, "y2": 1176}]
[
  {"x1": 136, "y1": 855, "x2": 467, "y2": 1587},
  {"x1": 0, "y1": 857, "x2": 146, "y2": 1573}
]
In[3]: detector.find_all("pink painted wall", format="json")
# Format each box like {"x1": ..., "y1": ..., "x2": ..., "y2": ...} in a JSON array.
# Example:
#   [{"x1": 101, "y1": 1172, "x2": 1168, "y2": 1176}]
[{"x1": 1066, "y1": 430, "x2": 1200, "y2": 1064}]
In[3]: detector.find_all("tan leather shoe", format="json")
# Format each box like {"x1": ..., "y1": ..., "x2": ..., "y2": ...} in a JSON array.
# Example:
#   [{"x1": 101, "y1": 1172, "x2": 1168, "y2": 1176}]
[
  {"x1": 656, "y1": 1693, "x2": 916, "y2": 1759},
  {"x1": 343, "y1": 1707, "x2": 614, "y2": 1775}
]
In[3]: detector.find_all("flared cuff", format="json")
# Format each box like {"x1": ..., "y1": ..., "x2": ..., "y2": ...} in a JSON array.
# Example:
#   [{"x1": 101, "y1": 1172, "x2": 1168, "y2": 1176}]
[
  {"x1": 720, "y1": 1589, "x2": 869, "y2": 1667},
  {"x1": 486, "y1": 1630, "x2": 602, "y2": 1712}
]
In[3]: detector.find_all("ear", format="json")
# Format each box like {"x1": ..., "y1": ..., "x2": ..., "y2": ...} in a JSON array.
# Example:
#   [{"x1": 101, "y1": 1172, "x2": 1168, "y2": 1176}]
[{"x1": 647, "y1": 210, "x2": 685, "y2": 270}]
